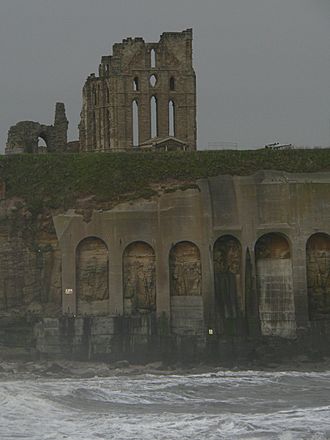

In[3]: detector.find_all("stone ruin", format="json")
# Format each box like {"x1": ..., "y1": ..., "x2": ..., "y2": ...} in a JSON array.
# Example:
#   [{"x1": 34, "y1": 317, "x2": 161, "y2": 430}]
[
  {"x1": 5, "y1": 103, "x2": 68, "y2": 154},
  {"x1": 5, "y1": 29, "x2": 197, "y2": 154},
  {"x1": 79, "y1": 28, "x2": 196, "y2": 152}
]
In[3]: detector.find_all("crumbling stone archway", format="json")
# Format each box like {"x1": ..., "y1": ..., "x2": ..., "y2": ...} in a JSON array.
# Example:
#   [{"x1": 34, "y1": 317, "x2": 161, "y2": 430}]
[
  {"x1": 255, "y1": 233, "x2": 295, "y2": 338},
  {"x1": 5, "y1": 102, "x2": 68, "y2": 154},
  {"x1": 123, "y1": 241, "x2": 156, "y2": 315},
  {"x1": 76, "y1": 237, "x2": 109, "y2": 315},
  {"x1": 37, "y1": 133, "x2": 49, "y2": 152},
  {"x1": 306, "y1": 233, "x2": 330, "y2": 320},
  {"x1": 6, "y1": 121, "x2": 48, "y2": 154}
]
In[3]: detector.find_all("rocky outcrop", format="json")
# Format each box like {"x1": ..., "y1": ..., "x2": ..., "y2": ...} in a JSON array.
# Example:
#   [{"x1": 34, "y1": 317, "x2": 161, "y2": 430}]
[{"x1": 0, "y1": 198, "x2": 61, "y2": 315}]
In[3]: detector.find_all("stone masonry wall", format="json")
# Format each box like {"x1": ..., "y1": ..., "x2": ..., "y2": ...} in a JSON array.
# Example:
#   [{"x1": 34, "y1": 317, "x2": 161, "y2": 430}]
[{"x1": 79, "y1": 29, "x2": 196, "y2": 151}]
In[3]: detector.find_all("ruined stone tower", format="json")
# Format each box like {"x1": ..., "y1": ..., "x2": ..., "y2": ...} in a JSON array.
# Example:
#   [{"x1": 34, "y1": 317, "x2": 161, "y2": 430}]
[{"x1": 79, "y1": 29, "x2": 196, "y2": 151}]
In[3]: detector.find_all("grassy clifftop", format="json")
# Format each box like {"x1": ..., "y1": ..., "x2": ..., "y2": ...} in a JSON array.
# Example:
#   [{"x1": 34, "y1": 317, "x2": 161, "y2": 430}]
[{"x1": 1, "y1": 149, "x2": 330, "y2": 211}]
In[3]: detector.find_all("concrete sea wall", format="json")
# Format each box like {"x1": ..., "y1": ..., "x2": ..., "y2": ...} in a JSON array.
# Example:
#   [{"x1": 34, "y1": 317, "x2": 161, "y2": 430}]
[{"x1": 1, "y1": 170, "x2": 330, "y2": 362}]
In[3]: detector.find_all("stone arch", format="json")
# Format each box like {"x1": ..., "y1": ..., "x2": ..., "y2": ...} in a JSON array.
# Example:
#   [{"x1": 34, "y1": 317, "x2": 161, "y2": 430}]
[
  {"x1": 168, "y1": 100, "x2": 175, "y2": 137},
  {"x1": 133, "y1": 77, "x2": 139, "y2": 91},
  {"x1": 255, "y1": 233, "x2": 295, "y2": 337},
  {"x1": 6, "y1": 121, "x2": 50, "y2": 153},
  {"x1": 306, "y1": 233, "x2": 330, "y2": 320},
  {"x1": 6, "y1": 102, "x2": 68, "y2": 154},
  {"x1": 132, "y1": 99, "x2": 139, "y2": 147},
  {"x1": 37, "y1": 132, "x2": 49, "y2": 152},
  {"x1": 169, "y1": 241, "x2": 201, "y2": 297},
  {"x1": 150, "y1": 48, "x2": 156, "y2": 68},
  {"x1": 213, "y1": 235, "x2": 242, "y2": 319},
  {"x1": 76, "y1": 237, "x2": 109, "y2": 315},
  {"x1": 123, "y1": 241, "x2": 156, "y2": 315}
]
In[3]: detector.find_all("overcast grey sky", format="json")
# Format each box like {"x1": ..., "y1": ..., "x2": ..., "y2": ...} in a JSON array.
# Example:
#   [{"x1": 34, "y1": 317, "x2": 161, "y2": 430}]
[{"x1": 1, "y1": 0, "x2": 330, "y2": 150}]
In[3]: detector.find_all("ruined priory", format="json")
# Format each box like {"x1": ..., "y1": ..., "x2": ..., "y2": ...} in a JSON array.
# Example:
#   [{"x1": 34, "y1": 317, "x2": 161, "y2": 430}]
[
  {"x1": 6, "y1": 29, "x2": 196, "y2": 154},
  {"x1": 1, "y1": 30, "x2": 330, "y2": 363}
]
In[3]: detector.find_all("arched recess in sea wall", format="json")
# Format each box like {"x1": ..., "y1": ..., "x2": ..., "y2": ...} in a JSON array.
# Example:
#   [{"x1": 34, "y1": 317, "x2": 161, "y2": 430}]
[
  {"x1": 213, "y1": 235, "x2": 243, "y2": 335},
  {"x1": 76, "y1": 237, "x2": 109, "y2": 315},
  {"x1": 255, "y1": 233, "x2": 296, "y2": 338},
  {"x1": 306, "y1": 233, "x2": 330, "y2": 320},
  {"x1": 169, "y1": 241, "x2": 204, "y2": 336},
  {"x1": 123, "y1": 241, "x2": 156, "y2": 315}
]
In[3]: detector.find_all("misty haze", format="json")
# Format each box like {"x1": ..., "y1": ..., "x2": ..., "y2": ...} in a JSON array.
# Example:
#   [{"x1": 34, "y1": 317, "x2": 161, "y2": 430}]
[{"x1": 1, "y1": 1, "x2": 330, "y2": 440}]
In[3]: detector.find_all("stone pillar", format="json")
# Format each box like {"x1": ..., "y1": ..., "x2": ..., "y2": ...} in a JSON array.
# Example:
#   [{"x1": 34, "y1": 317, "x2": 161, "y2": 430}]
[
  {"x1": 139, "y1": 92, "x2": 151, "y2": 145},
  {"x1": 291, "y1": 234, "x2": 309, "y2": 329},
  {"x1": 157, "y1": 93, "x2": 169, "y2": 139},
  {"x1": 53, "y1": 102, "x2": 68, "y2": 152},
  {"x1": 108, "y1": 237, "x2": 124, "y2": 315},
  {"x1": 155, "y1": 243, "x2": 171, "y2": 316},
  {"x1": 198, "y1": 180, "x2": 215, "y2": 329}
]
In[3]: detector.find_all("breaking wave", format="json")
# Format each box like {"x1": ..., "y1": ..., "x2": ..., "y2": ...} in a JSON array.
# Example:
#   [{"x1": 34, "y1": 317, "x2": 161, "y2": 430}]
[{"x1": 1, "y1": 370, "x2": 330, "y2": 439}]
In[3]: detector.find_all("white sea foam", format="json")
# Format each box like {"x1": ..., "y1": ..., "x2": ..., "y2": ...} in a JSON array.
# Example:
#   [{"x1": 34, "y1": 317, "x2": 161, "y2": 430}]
[{"x1": 1, "y1": 371, "x2": 330, "y2": 439}]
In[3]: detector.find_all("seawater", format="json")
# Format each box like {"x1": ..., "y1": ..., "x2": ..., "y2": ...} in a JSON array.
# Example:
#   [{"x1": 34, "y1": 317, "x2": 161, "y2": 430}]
[{"x1": 1, "y1": 370, "x2": 330, "y2": 439}]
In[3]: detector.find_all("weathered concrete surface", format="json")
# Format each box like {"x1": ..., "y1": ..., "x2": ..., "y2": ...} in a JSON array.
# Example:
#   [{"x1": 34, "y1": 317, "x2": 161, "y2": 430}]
[
  {"x1": 0, "y1": 170, "x2": 330, "y2": 362},
  {"x1": 123, "y1": 242, "x2": 156, "y2": 315},
  {"x1": 257, "y1": 259, "x2": 295, "y2": 338},
  {"x1": 76, "y1": 237, "x2": 109, "y2": 316},
  {"x1": 53, "y1": 171, "x2": 330, "y2": 339},
  {"x1": 256, "y1": 233, "x2": 296, "y2": 338},
  {"x1": 306, "y1": 233, "x2": 330, "y2": 320}
]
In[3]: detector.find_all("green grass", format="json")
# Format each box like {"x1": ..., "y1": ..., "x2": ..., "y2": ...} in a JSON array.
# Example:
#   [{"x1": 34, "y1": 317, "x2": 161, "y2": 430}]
[{"x1": 1, "y1": 149, "x2": 330, "y2": 211}]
